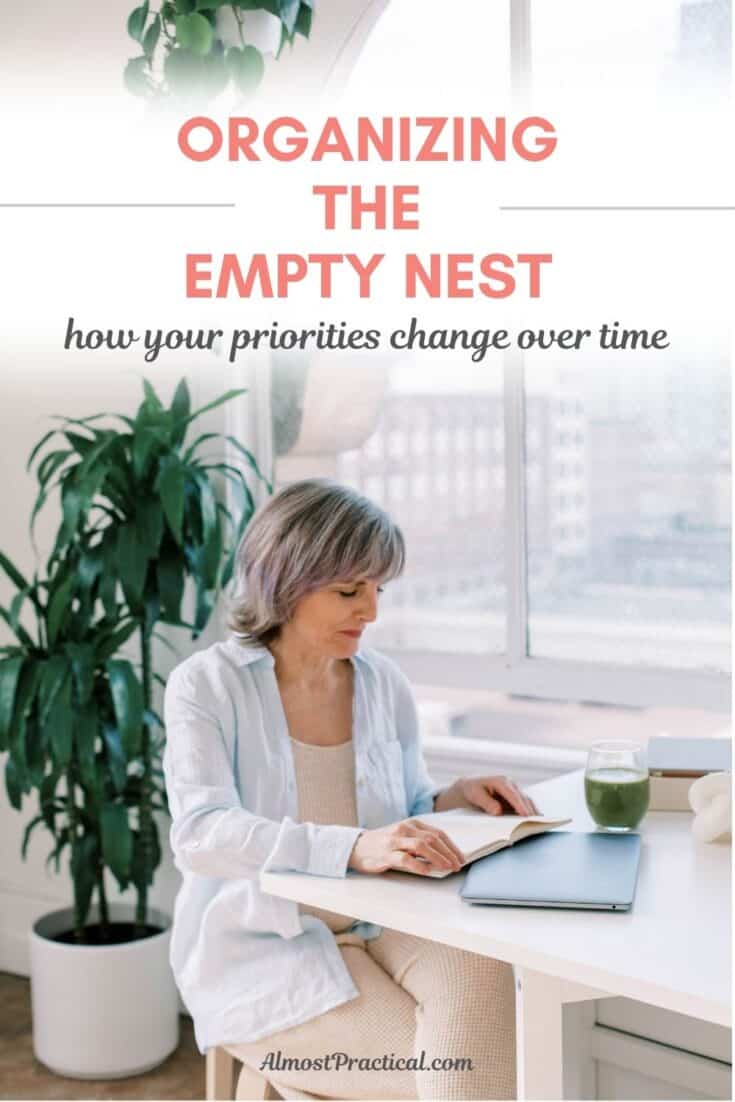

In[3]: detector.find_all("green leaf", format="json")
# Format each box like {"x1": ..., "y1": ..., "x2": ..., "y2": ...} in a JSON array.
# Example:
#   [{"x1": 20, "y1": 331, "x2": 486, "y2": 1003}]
[
  {"x1": 5, "y1": 756, "x2": 24, "y2": 810},
  {"x1": 132, "y1": 425, "x2": 166, "y2": 480},
  {"x1": 193, "y1": 581, "x2": 215, "y2": 635},
  {"x1": 39, "y1": 768, "x2": 63, "y2": 828},
  {"x1": 276, "y1": 21, "x2": 293, "y2": 58},
  {"x1": 280, "y1": 0, "x2": 300, "y2": 33},
  {"x1": 65, "y1": 643, "x2": 96, "y2": 708},
  {"x1": 127, "y1": 2, "x2": 150, "y2": 43},
  {"x1": 102, "y1": 723, "x2": 128, "y2": 793},
  {"x1": 130, "y1": 821, "x2": 162, "y2": 891},
  {"x1": 47, "y1": 675, "x2": 73, "y2": 769},
  {"x1": 45, "y1": 826, "x2": 70, "y2": 875},
  {"x1": 25, "y1": 714, "x2": 45, "y2": 787},
  {"x1": 0, "y1": 550, "x2": 31, "y2": 596},
  {"x1": 37, "y1": 448, "x2": 72, "y2": 489},
  {"x1": 95, "y1": 620, "x2": 139, "y2": 663},
  {"x1": 0, "y1": 656, "x2": 25, "y2": 752},
  {"x1": 156, "y1": 550, "x2": 185, "y2": 623},
  {"x1": 182, "y1": 431, "x2": 219, "y2": 463},
  {"x1": 186, "y1": 388, "x2": 247, "y2": 425},
  {"x1": 136, "y1": 499, "x2": 164, "y2": 558},
  {"x1": 176, "y1": 0, "x2": 195, "y2": 12},
  {"x1": 156, "y1": 454, "x2": 186, "y2": 543},
  {"x1": 101, "y1": 804, "x2": 133, "y2": 889},
  {"x1": 191, "y1": 471, "x2": 217, "y2": 543},
  {"x1": 164, "y1": 46, "x2": 227, "y2": 98},
  {"x1": 26, "y1": 428, "x2": 58, "y2": 472},
  {"x1": 47, "y1": 573, "x2": 75, "y2": 646},
  {"x1": 77, "y1": 545, "x2": 103, "y2": 590},
  {"x1": 63, "y1": 430, "x2": 97, "y2": 457},
  {"x1": 170, "y1": 379, "x2": 191, "y2": 444},
  {"x1": 196, "y1": 0, "x2": 222, "y2": 7},
  {"x1": 295, "y1": 2, "x2": 311, "y2": 37},
  {"x1": 175, "y1": 12, "x2": 214, "y2": 55},
  {"x1": 99, "y1": 533, "x2": 119, "y2": 619},
  {"x1": 0, "y1": 605, "x2": 34, "y2": 648},
  {"x1": 38, "y1": 656, "x2": 69, "y2": 730},
  {"x1": 225, "y1": 46, "x2": 264, "y2": 94},
  {"x1": 11, "y1": 661, "x2": 43, "y2": 736},
  {"x1": 9, "y1": 588, "x2": 28, "y2": 635},
  {"x1": 144, "y1": 590, "x2": 161, "y2": 637},
  {"x1": 117, "y1": 520, "x2": 148, "y2": 606},
  {"x1": 70, "y1": 834, "x2": 98, "y2": 925},
  {"x1": 224, "y1": 435, "x2": 271, "y2": 490},
  {"x1": 57, "y1": 479, "x2": 84, "y2": 544},
  {"x1": 21, "y1": 814, "x2": 45, "y2": 861},
  {"x1": 107, "y1": 660, "x2": 143, "y2": 759},
  {"x1": 123, "y1": 54, "x2": 152, "y2": 98},
  {"x1": 75, "y1": 703, "x2": 99, "y2": 789},
  {"x1": 142, "y1": 13, "x2": 161, "y2": 57}
]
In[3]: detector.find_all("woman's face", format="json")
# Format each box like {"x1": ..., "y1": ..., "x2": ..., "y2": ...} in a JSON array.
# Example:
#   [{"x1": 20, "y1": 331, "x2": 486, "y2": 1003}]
[{"x1": 285, "y1": 577, "x2": 384, "y2": 659}]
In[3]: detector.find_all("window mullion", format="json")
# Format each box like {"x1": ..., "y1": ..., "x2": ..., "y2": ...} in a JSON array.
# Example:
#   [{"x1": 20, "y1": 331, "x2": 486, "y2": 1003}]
[{"x1": 503, "y1": 349, "x2": 530, "y2": 665}]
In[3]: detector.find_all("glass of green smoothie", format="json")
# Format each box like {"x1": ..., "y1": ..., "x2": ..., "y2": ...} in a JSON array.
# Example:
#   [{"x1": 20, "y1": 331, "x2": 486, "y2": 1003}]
[{"x1": 585, "y1": 741, "x2": 650, "y2": 832}]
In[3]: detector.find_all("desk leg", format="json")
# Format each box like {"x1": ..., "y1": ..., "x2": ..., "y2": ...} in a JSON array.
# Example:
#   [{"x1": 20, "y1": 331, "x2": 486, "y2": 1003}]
[{"x1": 514, "y1": 967, "x2": 607, "y2": 1100}]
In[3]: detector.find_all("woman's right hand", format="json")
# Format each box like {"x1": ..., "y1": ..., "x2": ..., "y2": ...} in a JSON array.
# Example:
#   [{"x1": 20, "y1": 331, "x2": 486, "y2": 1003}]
[{"x1": 348, "y1": 819, "x2": 465, "y2": 876}]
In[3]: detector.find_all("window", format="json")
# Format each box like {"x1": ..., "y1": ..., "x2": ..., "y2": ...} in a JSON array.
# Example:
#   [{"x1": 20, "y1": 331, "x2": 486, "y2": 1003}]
[
  {"x1": 323, "y1": 349, "x2": 731, "y2": 710},
  {"x1": 281, "y1": 0, "x2": 732, "y2": 713},
  {"x1": 526, "y1": 358, "x2": 731, "y2": 674},
  {"x1": 335, "y1": 356, "x2": 506, "y2": 657}
]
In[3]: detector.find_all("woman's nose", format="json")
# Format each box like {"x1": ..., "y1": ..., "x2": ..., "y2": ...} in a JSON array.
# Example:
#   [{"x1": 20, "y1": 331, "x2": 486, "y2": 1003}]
[{"x1": 357, "y1": 586, "x2": 379, "y2": 622}]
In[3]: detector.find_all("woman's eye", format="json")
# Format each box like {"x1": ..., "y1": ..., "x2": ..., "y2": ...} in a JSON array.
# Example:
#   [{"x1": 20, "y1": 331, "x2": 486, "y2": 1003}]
[{"x1": 336, "y1": 586, "x2": 385, "y2": 597}]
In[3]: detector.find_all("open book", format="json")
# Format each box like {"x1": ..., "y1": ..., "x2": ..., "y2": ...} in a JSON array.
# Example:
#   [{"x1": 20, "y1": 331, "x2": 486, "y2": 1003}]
[{"x1": 409, "y1": 809, "x2": 572, "y2": 878}]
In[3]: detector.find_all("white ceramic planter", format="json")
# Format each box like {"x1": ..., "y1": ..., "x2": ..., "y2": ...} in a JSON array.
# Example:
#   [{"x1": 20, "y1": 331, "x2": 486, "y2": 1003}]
[{"x1": 29, "y1": 902, "x2": 179, "y2": 1079}]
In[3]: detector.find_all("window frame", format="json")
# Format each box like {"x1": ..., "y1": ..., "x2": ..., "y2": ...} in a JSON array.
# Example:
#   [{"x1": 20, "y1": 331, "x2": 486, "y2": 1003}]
[{"x1": 226, "y1": 1, "x2": 731, "y2": 713}]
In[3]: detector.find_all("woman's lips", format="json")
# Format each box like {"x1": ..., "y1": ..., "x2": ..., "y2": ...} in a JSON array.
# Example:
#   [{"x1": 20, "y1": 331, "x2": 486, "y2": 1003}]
[{"x1": 340, "y1": 629, "x2": 362, "y2": 638}]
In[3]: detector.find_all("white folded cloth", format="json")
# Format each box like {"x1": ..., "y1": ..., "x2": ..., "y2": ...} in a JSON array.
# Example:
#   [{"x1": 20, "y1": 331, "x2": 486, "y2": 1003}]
[{"x1": 689, "y1": 772, "x2": 731, "y2": 843}]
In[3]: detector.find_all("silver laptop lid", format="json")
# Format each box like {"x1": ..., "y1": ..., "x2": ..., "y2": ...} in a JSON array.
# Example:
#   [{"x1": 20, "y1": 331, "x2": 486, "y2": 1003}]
[{"x1": 460, "y1": 830, "x2": 641, "y2": 911}]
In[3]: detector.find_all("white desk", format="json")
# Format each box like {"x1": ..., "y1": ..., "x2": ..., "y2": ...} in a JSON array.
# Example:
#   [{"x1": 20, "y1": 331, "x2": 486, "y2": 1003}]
[{"x1": 261, "y1": 770, "x2": 731, "y2": 1100}]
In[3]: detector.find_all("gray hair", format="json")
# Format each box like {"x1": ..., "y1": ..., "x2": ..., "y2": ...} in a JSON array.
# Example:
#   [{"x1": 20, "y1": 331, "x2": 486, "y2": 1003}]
[{"x1": 227, "y1": 479, "x2": 405, "y2": 644}]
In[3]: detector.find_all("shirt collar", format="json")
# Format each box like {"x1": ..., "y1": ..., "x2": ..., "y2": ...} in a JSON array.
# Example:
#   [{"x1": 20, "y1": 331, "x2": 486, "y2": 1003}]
[{"x1": 225, "y1": 634, "x2": 368, "y2": 668}]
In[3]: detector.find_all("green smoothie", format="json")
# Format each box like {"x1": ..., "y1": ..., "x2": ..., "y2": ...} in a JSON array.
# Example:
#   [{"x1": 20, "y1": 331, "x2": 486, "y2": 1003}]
[{"x1": 585, "y1": 767, "x2": 650, "y2": 830}]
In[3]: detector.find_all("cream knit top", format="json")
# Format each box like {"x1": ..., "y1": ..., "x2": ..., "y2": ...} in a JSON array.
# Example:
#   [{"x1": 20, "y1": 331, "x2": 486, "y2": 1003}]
[{"x1": 290, "y1": 736, "x2": 360, "y2": 933}]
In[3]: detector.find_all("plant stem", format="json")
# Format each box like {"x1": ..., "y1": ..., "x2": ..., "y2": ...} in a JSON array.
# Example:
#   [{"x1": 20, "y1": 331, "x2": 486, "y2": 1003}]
[
  {"x1": 97, "y1": 860, "x2": 109, "y2": 932},
  {"x1": 233, "y1": 5, "x2": 246, "y2": 47},
  {"x1": 67, "y1": 774, "x2": 84, "y2": 942},
  {"x1": 135, "y1": 625, "x2": 154, "y2": 930}
]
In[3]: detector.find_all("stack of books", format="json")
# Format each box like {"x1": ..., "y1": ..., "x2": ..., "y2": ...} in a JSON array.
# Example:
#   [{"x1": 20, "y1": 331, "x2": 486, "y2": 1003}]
[{"x1": 647, "y1": 736, "x2": 732, "y2": 811}]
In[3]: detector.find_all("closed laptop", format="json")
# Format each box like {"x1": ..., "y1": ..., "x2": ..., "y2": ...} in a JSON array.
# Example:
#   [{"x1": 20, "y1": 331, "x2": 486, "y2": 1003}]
[{"x1": 460, "y1": 830, "x2": 641, "y2": 911}]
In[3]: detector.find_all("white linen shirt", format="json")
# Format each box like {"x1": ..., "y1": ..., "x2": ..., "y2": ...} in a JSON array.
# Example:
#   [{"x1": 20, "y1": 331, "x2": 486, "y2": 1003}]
[{"x1": 162, "y1": 635, "x2": 441, "y2": 1053}]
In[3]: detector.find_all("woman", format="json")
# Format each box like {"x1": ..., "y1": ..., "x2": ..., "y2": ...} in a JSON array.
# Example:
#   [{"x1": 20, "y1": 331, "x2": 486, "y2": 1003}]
[{"x1": 163, "y1": 479, "x2": 539, "y2": 1101}]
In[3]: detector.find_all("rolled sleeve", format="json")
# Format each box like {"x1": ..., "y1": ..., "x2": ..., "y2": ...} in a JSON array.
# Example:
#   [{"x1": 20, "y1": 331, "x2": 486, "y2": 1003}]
[{"x1": 163, "y1": 661, "x2": 362, "y2": 881}]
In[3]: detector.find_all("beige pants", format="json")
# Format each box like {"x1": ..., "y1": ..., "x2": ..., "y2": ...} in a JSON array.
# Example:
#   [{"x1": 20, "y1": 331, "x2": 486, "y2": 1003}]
[{"x1": 228, "y1": 927, "x2": 516, "y2": 1101}]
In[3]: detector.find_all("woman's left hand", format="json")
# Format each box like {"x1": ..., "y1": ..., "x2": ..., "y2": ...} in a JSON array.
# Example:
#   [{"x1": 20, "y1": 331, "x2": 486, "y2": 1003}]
[{"x1": 454, "y1": 775, "x2": 540, "y2": 816}]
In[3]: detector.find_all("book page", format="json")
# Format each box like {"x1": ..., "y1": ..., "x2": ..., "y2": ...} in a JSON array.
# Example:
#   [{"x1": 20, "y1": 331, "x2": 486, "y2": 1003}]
[{"x1": 415, "y1": 810, "x2": 569, "y2": 861}]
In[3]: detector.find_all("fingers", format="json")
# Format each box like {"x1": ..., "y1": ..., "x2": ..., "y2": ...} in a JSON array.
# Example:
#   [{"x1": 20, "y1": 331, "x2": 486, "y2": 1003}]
[
  {"x1": 393, "y1": 850, "x2": 446, "y2": 876},
  {"x1": 490, "y1": 777, "x2": 538, "y2": 816},
  {"x1": 394, "y1": 828, "x2": 463, "y2": 874},
  {"x1": 409, "y1": 820, "x2": 464, "y2": 865},
  {"x1": 471, "y1": 790, "x2": 503, "y2": 816}
]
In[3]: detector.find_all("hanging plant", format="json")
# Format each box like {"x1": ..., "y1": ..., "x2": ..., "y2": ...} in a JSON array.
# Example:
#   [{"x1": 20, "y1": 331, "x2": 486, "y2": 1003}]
[{"x1": 124, "y1": 0, "x2": 313, "y2": 101}]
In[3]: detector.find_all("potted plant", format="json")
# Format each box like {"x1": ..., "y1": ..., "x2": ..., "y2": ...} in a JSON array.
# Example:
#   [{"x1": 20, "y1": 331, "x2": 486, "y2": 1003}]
[
  {"x1": 0, "y1": 378, "x2": 268, "y2": 1078},
  {"x1": 123, "y1": 0, "x2": 313, "y2": 100}
]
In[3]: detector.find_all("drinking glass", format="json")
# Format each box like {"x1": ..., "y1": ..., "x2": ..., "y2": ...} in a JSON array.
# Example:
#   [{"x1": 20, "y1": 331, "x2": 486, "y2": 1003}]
[{"x1": 584, "y1": 740, "x2": 650, "y2": 832}]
